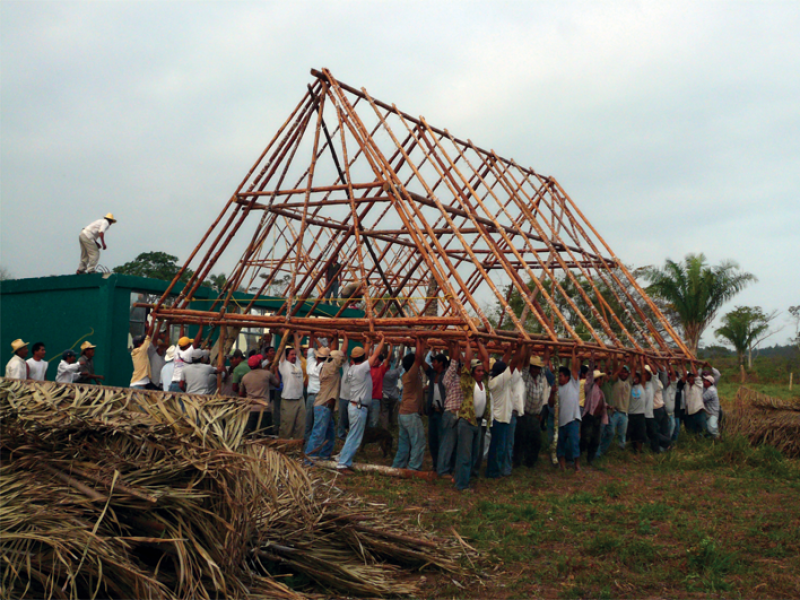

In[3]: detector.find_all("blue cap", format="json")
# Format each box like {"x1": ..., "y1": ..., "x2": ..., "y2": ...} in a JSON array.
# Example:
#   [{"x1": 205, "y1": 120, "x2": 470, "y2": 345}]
[{"x1": 62, "y1": 349, "x2": 76, "y2": 360}]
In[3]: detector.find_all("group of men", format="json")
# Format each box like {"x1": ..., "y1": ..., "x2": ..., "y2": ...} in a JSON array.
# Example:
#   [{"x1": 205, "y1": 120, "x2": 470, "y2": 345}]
[
  {"x1": 5, "y1": 338, "x2": 105, "y2": 384},
  {"x1": 5, "y1": 327, "x2": 723, "y2": 492}
]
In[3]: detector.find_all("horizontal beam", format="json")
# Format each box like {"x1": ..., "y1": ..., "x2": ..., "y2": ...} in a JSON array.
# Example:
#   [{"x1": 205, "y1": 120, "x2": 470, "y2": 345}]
[{"x1": 237, "y1": 182, "x2": 383, "y2": 197}]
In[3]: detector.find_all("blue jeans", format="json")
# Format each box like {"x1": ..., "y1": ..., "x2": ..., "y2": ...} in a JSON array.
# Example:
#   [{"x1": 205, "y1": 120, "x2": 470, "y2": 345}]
[
  {"x1": 337, "y1": 397, "x2": 350, "y2": 439},
  {"x1": 305, "y1": 405, "x2": 335, "y2": 460},
  {"x1": 368, "y1": 398, "x2": 381, "y2": 428},
  {"x1": 304, "y1": 393, "x2": 317, "y2": 442},
  {"x1": 324, "y1": 280, "x2": 340, "y2": 305},
  {"x1": 671, "y1": 414, "x2": 681, "y2": 441},
  {"x1": 557, "y1": 419, "x2": 581, "y2": 460},
  {"x1": 338, "y1": 403, "x2": 368, "y2": 469},
  {"x1": 502, "y1": 415, "x2": 517, "y2": 476},
  {"x1": 486, "y1": 421, "x2": 509, "y2": 478},
  {"x1": 437, "y1": 410, "x2": 459, "y2": 476},
  {"x1": 454, "y1": 418, "x2": 480, "y2": 490},
  {"x1": 428, "y1": 411, "x2": 443, "y2": 471},
  {"x1": 598, "y1": 411, "x2": 628, "y2": 457},
  {"x1": 392, "y1": 413, "x2": 426, "y2": 470}
]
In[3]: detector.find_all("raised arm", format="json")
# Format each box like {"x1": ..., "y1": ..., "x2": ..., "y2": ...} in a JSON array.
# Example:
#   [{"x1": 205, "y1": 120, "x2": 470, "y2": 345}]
[
  {"x1": 367, "y1": 333, "x2": 385, "y2": 367},
  {"x1": 476, "y1": 340, "x2": 490, "y2": 373},
  {"x1": 414, "y1": 338, "x2": 426, "y2": 369},
  {"x1": 571, "y1": 346, "x2": 580, "y2": 381},
  {"x1": 192, "y1": 324, "x2": 205, "y2": 349},
  {"x1": 383, "y1": 343, "x2": 393, "y2": 368},
  {"x1": 509, "y1": 343, "x2": 525, "y2": 373}
]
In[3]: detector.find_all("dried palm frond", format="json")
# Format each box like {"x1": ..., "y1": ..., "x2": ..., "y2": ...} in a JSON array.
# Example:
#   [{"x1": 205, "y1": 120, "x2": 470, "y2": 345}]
[
  {"x1": 0, "y1": 379, "x2": 474, "y2": 599},
  {"x1": 725, "y1": 386, "x2": 800, "y2": 458}
]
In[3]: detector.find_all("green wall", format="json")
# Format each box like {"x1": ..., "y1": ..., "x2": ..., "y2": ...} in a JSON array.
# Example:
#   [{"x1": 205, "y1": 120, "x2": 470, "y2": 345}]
[{"x1": 1, "y1": 274, "x2": 364, "y2": 388}]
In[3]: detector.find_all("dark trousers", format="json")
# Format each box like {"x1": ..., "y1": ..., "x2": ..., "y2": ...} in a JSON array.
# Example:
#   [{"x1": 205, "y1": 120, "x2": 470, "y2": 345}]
[
  {"x1": 246, "y1": 410, "x2": 273, "y2": 437},
  {"x1": 580, "y1": 413, "x2": 602, "y2": 464},
  {"x1": 645, "y1": 414, "x2": 671, "y2": 452},
  {"x1": 654, "y1": 406, "x2": 671, "y2": 443},
  {"x1": 428, "y1": 411, "x2": 443, "y2": 472},
  {"x1": 513, "y1": 413, "x2": 542, "y2": 467}
]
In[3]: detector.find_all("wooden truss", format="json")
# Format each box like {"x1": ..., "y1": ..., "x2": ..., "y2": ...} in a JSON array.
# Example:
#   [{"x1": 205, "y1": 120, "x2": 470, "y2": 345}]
[{"x1": 152, "y1": 68, "x2": 695, "y2": 363}]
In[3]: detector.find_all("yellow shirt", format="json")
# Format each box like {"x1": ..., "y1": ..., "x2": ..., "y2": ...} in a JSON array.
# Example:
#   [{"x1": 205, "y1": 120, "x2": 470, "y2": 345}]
[
  {"x1": 130, "y1": 337, "x2": 152, "y2": 385},
  {"x1": 579, "y1": 379, "x2": 585, "y2": 408}
]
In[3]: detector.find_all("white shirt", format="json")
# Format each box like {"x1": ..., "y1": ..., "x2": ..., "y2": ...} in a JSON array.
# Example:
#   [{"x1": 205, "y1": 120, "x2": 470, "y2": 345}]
[
  {"x1": 558, "y1": 376, "x2": 582, "y2": 427},
  {"x1": 512, "y1": 370, "x2": 525, "y2": 417},
  {"x1": 161, "y1": 362, "x2": 175, "y2": 391},
  {"x1": 346, "y1": 361, "x2": 373, "y2": 405},
  {"x1": 279, "y1": 357, "x2": 304, "y2": 399},
  {"x1": 473, "y1": 383, "x2": 487, "y2": 420},
  {"x1": 149, "y1": 351, "x2": 166, "y2": 387},
  {"x1": 684, "y1": 378, "x2": 705, "y2": 415},
  {"x1": 56, "y1": 360, "x2": 81, "y2": 383},
  {"x1": 652, "y1": 377, "x2": 665, "y2": 410},
  {"x1": 5, "y1": 355, "x2": 27, "y2": 379},
  {"x1": 488, "y1": 368, "x2": 515, "y2": 424},
  {"x1": 81, "y1": 218, "x2": 110, "y2": 240},
  {"x1": 172, "y1": 346, "x2": 203, "y2": 382},
  {"x1": 339, "y1": 362, "x2": 352, "y2": 399},
  {"x1": 306, "y1": 349, "x2": 322, "y2": 394},
  {"x1": 26, "y1": 358, "x2": 48, "y2": 381},
  {"x1": 643, "y1": 379, "x2": 657, "y2": 418}
]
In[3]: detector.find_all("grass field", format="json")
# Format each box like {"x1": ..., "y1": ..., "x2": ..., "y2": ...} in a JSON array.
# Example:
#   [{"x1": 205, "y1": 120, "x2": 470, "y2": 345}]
[{"x1": 332, "y1": 384, "x2": 800, "y2": 598}]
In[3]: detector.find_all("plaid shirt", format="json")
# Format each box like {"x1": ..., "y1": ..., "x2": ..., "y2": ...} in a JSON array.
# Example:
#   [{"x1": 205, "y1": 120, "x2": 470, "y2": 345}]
[
  {"x1": 443, "y1": 360, "x2": 464, "y2": 412},
  {"x1": 521, "y1": 369, "x2": 547, "y2": 415}
]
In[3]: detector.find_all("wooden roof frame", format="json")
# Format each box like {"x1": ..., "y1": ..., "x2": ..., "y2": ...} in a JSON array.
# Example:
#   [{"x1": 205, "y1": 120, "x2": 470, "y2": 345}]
[{"x1": 151, "y1": 68, "x2": 695, "y2": 363}]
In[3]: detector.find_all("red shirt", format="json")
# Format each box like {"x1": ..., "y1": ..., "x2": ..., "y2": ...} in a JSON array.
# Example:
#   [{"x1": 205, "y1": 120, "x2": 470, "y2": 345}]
[{"x1": 370, "y1": 363, "x2": 389, "y2": 400}]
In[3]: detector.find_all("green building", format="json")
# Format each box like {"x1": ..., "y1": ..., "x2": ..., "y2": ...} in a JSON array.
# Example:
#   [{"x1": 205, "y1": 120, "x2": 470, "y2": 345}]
[{"x1": 0, "y1": 274, "x2": 361, "y2": 387}]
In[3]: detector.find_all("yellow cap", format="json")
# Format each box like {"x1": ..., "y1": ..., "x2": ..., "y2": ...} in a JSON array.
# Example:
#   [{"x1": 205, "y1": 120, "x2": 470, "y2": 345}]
[
  {"x1": 105, "y1": 213, "x2": 117, "y2": 222},
  {"x1": 80, "y1": 341, "x2": 96, "y2": 351},
  {"x1": 178, "y1": 336, "x2": 192, "y2": 347}
]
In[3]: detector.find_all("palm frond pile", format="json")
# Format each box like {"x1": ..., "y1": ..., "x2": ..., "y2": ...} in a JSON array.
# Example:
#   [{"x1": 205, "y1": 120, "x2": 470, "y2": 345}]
[
  {"x1": 0, "y1": 379, "x2": 472, "y2": 599},
  {"x1": 725, "y1": 386, "x2": 800, "y2": 458}
]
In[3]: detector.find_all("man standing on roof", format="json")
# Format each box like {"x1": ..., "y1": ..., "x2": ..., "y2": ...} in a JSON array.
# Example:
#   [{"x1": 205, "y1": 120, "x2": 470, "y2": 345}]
[
  {"x1": 5, "y1": 339, "x2": 30, "y2": 379},
  {"x1": 324, "y1": 255, "x2": 342, "y2": 305},
  {"x1": 77, "y1": 213, "x2": 116, "y2": 274}
]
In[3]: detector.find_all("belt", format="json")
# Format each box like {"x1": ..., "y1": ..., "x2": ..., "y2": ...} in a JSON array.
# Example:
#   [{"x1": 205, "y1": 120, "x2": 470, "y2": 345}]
[{"x1": 349, "y1": 400, "x2": 366, "y2": 409}]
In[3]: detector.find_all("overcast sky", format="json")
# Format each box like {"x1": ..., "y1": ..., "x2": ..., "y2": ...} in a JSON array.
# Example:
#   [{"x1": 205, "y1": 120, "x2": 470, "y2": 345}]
[{"x1": 2, "y1": 1, "x2": 798, "y2": 346}]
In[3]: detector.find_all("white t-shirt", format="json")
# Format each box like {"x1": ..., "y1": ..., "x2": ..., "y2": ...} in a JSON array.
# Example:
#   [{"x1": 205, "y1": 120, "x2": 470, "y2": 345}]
[
  {"x1": 149, "y1": 351, "x2": 166, "y2": 387},
  {"x1": 279, "y1": 358, "x2": 304, "y2": 399},
  {"x1": 82, "y1": 218, "x2": 110, "y2": 240},
  {"x1": 488, "y1": 368, "x2": 514, "y2": 424},
  {"x1": 473, "y1": 383, "x2": 487, "y2": 420},
  {"x1": 346, "y1": 361, "x2": 373, "y2": 405},
  {"x1": 558, "y1": 376, "x2": 582, "y2": 427},
  {"x1": 172, "y1": 346, "x2": 203, "y2": 382},
  {"x1": 56, "y1": 360, "x2": 81, "y2": 383},
  {"x1": 161, "y1": 362, "x2": 175, "y2": 391},
  {"x1": 306, "y1": 349, "x2": 322, "y2": 394},
  {"x1": 27, "y1": 358, "x2": 48, "y2": 381}
]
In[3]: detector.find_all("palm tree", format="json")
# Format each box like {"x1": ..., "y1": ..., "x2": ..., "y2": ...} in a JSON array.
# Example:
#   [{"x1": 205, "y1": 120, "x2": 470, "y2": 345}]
[
  {"x1": 642, "y1": 253, "x2": 756, "y2": 355},
  {"x1": 715, "y1": 306, "x2": 772, "y2": 381}
]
